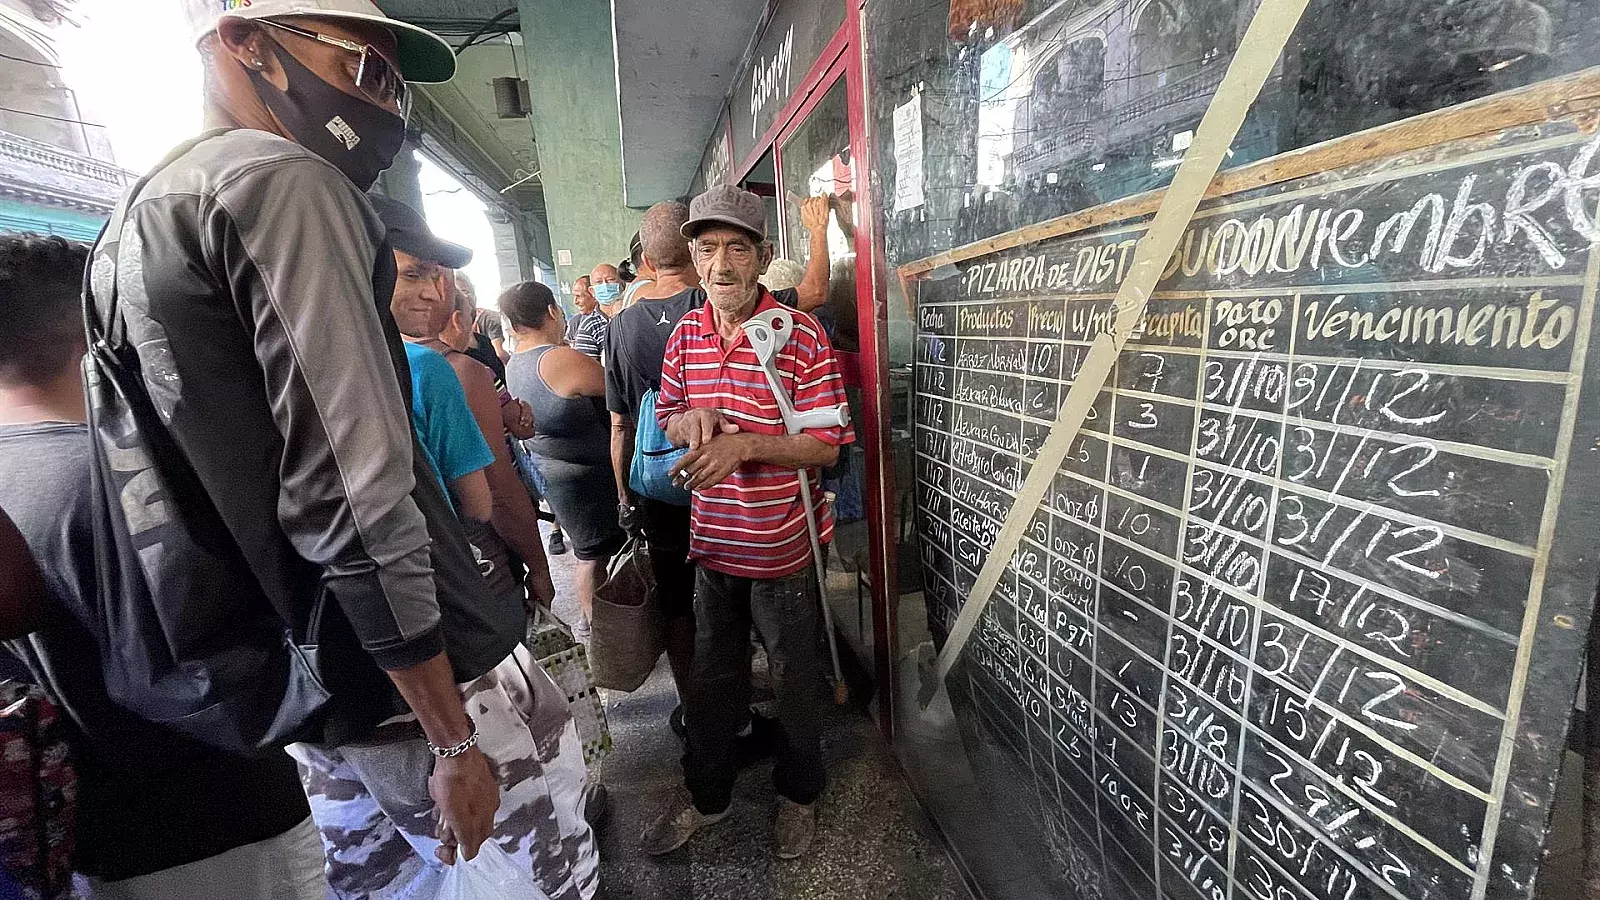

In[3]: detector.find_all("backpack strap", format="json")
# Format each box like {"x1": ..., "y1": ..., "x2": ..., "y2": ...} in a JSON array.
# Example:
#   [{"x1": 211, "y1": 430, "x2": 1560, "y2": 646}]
[{"x1": 84, "y1": 128, "x2": 235, "y2": 354}]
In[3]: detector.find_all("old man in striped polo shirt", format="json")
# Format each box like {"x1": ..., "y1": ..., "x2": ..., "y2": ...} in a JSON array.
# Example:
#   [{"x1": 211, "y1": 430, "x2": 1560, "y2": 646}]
[{"x1": 640, "y1": 185, "x2": 855, "y2": 861}]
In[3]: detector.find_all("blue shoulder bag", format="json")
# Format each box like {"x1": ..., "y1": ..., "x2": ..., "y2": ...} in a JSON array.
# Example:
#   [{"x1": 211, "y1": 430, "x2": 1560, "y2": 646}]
[{"x1": 629, "y1": 388, "x2": 692, "y2": 506}]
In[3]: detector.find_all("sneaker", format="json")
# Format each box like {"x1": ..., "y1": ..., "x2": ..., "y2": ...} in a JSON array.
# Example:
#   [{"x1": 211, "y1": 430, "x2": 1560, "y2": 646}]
[
  {"x1": 547, "y1": 530, "x2": 568, "y2": 555},
  {"x1": 641, "y1": 792, "x2": 728, "y2": 855},
  {"x1": 775, "y1": 797, "x2": 816, "y2": 859}
]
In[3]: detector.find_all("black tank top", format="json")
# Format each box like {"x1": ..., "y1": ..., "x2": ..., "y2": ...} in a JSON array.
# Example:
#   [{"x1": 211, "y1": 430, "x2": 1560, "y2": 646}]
[{"x1": 507, "y1": 344, "x2": 611, "y2": 466}]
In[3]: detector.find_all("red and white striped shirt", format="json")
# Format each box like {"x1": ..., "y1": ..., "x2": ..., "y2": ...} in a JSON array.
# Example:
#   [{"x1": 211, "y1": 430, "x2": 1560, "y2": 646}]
[{"x1": 656, "y1": 291, "x2": 855, "y2": 579}]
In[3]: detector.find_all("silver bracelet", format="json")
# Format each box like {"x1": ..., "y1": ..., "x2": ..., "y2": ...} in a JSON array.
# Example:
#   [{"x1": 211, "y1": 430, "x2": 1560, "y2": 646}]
[{"x1": 427, "y1": 722, "x2": 480, "y2": 759}]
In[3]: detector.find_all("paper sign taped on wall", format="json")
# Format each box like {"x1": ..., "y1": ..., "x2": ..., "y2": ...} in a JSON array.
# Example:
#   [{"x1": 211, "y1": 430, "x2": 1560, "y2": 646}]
[{"x1": 894, "y1": 89, "x2": 925, "y2": 213}]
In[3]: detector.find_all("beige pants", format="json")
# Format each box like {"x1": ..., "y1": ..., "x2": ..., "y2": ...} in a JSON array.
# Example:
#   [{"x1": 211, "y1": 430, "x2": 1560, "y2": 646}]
[{"x1": 74, "y1": 817, "x2": 325, "y2": 900}]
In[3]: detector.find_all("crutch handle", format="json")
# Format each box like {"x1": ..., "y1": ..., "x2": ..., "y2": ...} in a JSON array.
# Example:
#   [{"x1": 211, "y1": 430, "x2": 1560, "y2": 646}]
[{"x1": 789, "y1": 405, "x2": 850, "y2": 432}]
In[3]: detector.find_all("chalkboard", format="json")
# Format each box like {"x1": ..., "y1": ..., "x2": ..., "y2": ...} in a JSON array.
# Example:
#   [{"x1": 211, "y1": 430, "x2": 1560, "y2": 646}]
[{"x1": 911, "y1": 108, "x2": 1600, "y2": 900}]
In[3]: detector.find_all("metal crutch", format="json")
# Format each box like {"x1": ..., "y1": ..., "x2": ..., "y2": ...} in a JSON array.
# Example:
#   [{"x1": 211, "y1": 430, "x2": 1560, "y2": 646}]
[{"x1": 744, "y1": 307, "x2": 852, "y2": 705}]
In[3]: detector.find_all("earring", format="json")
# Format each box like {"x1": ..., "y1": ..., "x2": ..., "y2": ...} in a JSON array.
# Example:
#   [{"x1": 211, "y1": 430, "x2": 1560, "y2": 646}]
[{"x1": 250, "y1": 58, "x2": 265, "y2": 70}]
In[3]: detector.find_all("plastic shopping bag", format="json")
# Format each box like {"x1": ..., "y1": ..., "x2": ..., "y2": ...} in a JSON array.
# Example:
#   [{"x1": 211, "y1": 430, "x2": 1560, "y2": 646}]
[{"x1": 438, "y1": 841, "x2": 550, "y2": 900}]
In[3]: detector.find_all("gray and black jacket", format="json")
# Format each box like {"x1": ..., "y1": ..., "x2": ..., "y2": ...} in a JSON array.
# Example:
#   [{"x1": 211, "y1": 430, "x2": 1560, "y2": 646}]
[{"x1": 91, "y1": 130, "x2": 520, "y2": 730}]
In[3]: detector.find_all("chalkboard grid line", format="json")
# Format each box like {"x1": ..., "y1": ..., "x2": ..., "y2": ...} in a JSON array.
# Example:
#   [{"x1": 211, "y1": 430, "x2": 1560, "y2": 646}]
[
  {"x1": 1010, "y1": 308, "x2": 1102, "y2": 894},
  {"x1": 1070, "y1": 308, "x2": 1127, "y2": 894},
  {"x1": 926, "y1": 509, "x2": 1477, "y2": 896},
  {"x1": 939, "y1": 345, "x2": 1573, "y2": 390},
  {"x1": 924, "y1": 390, "x2": 1558, "y2": 474},
  {"x1": 1243, "y1": 712, "x2": 1481, "y2": 877},
  {"x1": 1159, "y1": 639, "x2": 1483, "y2": 882},
  {"x1": 966, "y1": 604, "x2": 1132, "y2": 888},
  {"x1": 1081, "y1": 528, "x2": 1504, "y2": 787},
  {"x1": 935, "y1": 526, "x2": 1506, "y2": 803},
  {"x1": 1469, "y1": 212, "x2": 1600, "y2": 899},
  {"x1": 926, "y1": 556, "x2": 1483, "y2": 888},
  {"x1": 930, "y1": 326, "x2": 1577, "y2": 388},
  {"x1": 1147, "y1": 302, "x2": 1213, "y2": 899},
  {"x1": 921, "y1": 445, "x2": 1508, "y2": 883},
  {"x1": 1239, "y1": 770, "x2": 1419, "y2": 900},
  {"x1": 1075, "y1": 409, "x2": 1546, "y2": 550},
  {"x1": 1193, "y1": 403, "x2": 1551, "y2": 472},
  {"x1": 1077, "y1": 332, "x2": 1115, "y2": 894},
  {"x1": 1093, "y1": 434, "x2": 1534, "y2": 563},
  {"x1": 1194, "y1": 307, "x2": 1264, "y2": 900},
  {"x1": 915, "y1": 425, "x2": 1545, "y2": 557},
  {"x1": 908, "y1": 116, "x2": 1600, "y2": 900},
  {"x1": 918, "y1": 446, "x2": 1525, "y2": 650},
  {"x1": 918, "y1": 422, "x2": 1127, "y2": 890},
  {"x1": 922, "y1": 464, "x2": 1486, "y2": 896},
  {"x1": 1053, "y1": 311, "x2": 1112, "y2": 890},
  {"x1": 921, "y1": 485, "x2": 1517, "y2": 730},
  {"x1": 1022, "y1": 525, "x2": 1511, "y2": 770},
  {"x1": 926, "y1": 483, "x2": 1491, "y2": 896},
  {"x1": 1009, "y1": 564, "x2": 1083, "y2": 900}
]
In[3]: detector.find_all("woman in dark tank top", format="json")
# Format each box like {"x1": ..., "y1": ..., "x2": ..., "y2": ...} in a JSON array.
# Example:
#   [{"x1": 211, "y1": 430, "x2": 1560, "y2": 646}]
[{"x1": 501, "y1": 282, "x2": 625, "y2": 636}]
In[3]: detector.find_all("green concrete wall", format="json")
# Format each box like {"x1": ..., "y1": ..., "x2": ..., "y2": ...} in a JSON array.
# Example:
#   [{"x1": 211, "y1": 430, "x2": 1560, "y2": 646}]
[{"x1": 518, "y1": 0, "x2": 643, "y2": 303}]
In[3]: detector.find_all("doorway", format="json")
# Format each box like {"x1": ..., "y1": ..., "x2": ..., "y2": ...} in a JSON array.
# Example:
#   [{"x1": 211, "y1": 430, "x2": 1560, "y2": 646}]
[
  {"x1": 738, "y1": 149, "x2": 782, "y2": 240},
  {"x1": 729, "y1": 9, "x2": 896, "y2": 731}
]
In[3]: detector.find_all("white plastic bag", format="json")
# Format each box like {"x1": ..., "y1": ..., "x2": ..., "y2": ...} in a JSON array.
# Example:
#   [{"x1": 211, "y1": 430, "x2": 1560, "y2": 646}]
[{"x1": 437, "y1": 841, "x2": 550, "y2": 900}]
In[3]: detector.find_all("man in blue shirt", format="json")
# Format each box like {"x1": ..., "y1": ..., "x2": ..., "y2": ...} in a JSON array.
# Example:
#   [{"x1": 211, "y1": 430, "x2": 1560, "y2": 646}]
[
  {"x1": 403, "y1": 340, "x2": 495, "y2": 521},
  {"x1": 341, "y1": 196, "x2": 598, "y2": 898}
]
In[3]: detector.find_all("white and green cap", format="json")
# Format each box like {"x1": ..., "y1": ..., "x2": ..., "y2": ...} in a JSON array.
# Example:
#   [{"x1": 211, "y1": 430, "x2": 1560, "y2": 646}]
[{"x1": 180, "y1": 0, "x2": 457, "y2": 83}]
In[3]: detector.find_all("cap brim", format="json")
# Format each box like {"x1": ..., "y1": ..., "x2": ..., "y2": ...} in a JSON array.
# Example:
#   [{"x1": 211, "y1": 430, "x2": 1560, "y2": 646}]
[
  {"x1": 682, "y1": 215, "x2": 764, "y2": 241},
  {"x1": 387, "y1": 19, "x2": 457, "y2": 83},
  {"x1": 394, "y1": 233, "x2": 472, "y2": 269},
  {"x1": 272, "y1": 11, "x2": 457, "y2": 83}
]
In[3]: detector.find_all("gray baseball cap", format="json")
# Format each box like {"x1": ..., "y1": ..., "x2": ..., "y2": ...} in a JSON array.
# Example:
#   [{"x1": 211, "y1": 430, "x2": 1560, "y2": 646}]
[{"x1": 682, "y1": 184, "x2": 767, "y2": 241}]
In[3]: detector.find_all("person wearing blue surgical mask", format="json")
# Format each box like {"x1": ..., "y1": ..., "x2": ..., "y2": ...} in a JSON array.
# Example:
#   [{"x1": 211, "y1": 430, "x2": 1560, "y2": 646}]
[{"x1": 572, "y1": 263, "x2": 623, "y2": 363}]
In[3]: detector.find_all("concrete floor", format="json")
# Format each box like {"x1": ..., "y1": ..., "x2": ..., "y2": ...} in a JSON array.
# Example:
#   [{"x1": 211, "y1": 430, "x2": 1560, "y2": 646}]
[{"x1": 539, "y1": 524, "x2": 971, "y2": 900}]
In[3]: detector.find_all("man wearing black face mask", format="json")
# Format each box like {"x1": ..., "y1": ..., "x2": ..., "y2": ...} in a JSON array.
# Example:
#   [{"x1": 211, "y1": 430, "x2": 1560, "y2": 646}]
[{"x1": 86, "y1": 1, "x2": 582, "y2": 894}]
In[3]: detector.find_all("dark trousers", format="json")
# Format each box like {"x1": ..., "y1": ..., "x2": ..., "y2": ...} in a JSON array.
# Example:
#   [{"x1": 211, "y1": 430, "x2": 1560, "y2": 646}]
[
  {"x1": 685, "y1": 565, "x2": 827, "y2": 814},
  {"x1": 641, "y1": 499, "x2": 694, "y2": 623}
]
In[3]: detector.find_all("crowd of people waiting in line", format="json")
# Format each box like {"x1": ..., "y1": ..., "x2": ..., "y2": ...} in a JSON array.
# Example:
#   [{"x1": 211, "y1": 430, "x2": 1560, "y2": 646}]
[{"x1": 0, "y1": 1, "x2": 853, "y2": 898}]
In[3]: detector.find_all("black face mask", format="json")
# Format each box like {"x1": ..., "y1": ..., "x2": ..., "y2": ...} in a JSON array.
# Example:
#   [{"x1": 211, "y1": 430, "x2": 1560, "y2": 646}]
[{"x1": 248, "y1": 43, "x2": 406, "y2": 191}]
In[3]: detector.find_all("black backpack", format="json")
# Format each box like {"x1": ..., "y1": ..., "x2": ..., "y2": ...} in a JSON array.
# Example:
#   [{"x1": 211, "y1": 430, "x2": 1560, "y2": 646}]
[{"x1": 81, "y1": 132, "x2": 340, "y2": 753}]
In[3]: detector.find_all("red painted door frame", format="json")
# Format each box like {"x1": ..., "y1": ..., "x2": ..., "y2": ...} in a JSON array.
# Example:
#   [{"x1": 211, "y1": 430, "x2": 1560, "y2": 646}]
[{"x1": 732, "y1": 4, "x2": 896, "y2": 739}]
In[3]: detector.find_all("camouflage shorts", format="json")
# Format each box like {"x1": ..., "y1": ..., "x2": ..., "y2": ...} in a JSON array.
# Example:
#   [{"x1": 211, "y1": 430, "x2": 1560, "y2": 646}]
[{"x1": 288, "y1": 645, "x2": 599, "y2": 900}]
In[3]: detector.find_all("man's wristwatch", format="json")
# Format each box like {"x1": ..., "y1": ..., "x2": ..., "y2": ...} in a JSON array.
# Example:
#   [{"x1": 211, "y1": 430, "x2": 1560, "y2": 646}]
[{"x1": 427, "y1": 720, "x2": 480, "y2": 759}]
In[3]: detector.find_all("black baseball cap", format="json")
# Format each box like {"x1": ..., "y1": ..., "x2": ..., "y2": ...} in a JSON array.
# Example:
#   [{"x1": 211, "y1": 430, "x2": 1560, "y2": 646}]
[{"x1": 367, "y1": 194, "x2": 472, "y2": 269}]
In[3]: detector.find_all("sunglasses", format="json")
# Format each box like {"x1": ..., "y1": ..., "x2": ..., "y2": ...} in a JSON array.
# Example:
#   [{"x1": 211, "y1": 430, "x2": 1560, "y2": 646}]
[{"x1": 257, "y1": 19, "x2": 410, "y2": 117}]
